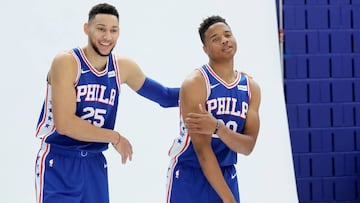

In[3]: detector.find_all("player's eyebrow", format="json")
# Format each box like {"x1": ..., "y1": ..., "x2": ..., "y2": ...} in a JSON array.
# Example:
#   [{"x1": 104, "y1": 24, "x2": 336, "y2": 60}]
[{"x1": 209, "y1": 33, "x2": 218, "y2": 40}]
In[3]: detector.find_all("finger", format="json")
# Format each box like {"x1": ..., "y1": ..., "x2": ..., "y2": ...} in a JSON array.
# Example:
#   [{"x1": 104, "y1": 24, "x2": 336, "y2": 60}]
[
  {"x1": 185, "y1": 114, "x2": 202, "y2": 121},
  {"x1": 184, "y1": 120, "x2": 198, "y2": 128},
  {"x1": 187, "y1": 122, "x2": 199, "y2": 127},
  {"x1": 121, "y1": 155, "x2": 125, "y2": 164},
  {"x1": 121, "y1": 153, "x2": 128, "y2": 164},
  {"x1": 185, "y1": 113, "x2": 197, "y2": 118}
]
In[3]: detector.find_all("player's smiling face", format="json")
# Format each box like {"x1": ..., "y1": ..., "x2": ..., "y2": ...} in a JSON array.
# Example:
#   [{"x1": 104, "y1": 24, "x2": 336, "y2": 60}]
[
  {"x1": 86, "y1": 14, "x2": 119, "y2": 57},
  {"x1": 203, "y1": 22, "x2": 237, "y2": 60}
]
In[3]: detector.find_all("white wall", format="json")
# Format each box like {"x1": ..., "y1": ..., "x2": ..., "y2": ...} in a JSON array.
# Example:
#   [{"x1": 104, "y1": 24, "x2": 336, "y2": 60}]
[{"x1": 0, "y1": 0, "x2": 298, "y2": 202}]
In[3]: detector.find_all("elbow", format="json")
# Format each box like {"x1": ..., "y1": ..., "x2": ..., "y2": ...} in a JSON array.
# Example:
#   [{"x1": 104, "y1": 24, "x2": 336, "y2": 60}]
[
  {"x1": 239, "y1": 134, "x2": 258, "y2": 155},
  {"x1": 242, "y1": 147, "x2": 254, "y2": 156},
  {"x1": 136, "y1": 78, "x2": 180, "y2": 108},
  {"x1": 237, "y1": 142, "x2": 256, "y2": 156},
  {"x1": 159, "y1": 88, "x2": 180, "y2": 108},
  {"x1": 54, "y1": 118, "x2": 73, "y2": 136},
  {"x1": 55, "y1": 123, "x2": 69, "y2": 136},
  {"x1": 159, "y1": 100, "x2": 179, "y2": 108}
]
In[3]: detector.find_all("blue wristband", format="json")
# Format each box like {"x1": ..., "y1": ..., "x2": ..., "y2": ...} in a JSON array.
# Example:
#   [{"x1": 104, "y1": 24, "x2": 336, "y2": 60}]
[{"x1": 136, "y1": 77, "x2": 179, "y2": 108}]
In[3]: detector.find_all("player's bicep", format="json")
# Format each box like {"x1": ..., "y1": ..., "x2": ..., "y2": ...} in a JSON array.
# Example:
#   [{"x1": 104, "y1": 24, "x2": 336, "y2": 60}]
[
  {"x1": 181, "y1": 73, "x2": 209, "y2": 145},
  {"x1": 49, "y1": 54, "x2": 78, "y2": 127},
  {"x1": 118, "y1": 57, "x2": 146, "y2": 91},
  {"x1": 242, "y1": 108, "x2": 260, "y2": 139},
  {"x1": 243, "y1": 79, "x2": 261, "y2": 139}
]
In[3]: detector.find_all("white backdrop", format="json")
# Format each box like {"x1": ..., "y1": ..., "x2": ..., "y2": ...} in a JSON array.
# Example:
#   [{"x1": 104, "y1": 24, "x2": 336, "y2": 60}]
[{"x1": 0, "y1": 0, "x2": 298, "y2": 202}]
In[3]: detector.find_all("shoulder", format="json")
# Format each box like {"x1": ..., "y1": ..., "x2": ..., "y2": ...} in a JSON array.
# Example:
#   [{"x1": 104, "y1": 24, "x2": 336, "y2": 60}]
[
  {"x1": 249, "y1": 77, "x2": 260, "y2": 95},
  {"x1": 115, "y1": 55, "x2": 139, "y2": 69},
  {"x1": 115, "y1": 55, "x2": 142, "y2": 76},
  {"x1": 181, "y1": 68, "x2": 204, "y2": 89},
  {"x1": 180, "y1": 68, "x2": 208, "y2": 102},
  {"x1": 48, "y1": 50, "x2": 78, "y2": 84},
  {"x1": 114, "y1": 54, "x2": 146, "y2": 87},
  {"x1": 52, "y1": 50, "x2": 77, "y2": 67},
  {"x1": 248, "y1": 76, "x2": 261, "y2": 108},
  {"x1": 239, "y1": 71, "x2": 261, "y2": 95}
]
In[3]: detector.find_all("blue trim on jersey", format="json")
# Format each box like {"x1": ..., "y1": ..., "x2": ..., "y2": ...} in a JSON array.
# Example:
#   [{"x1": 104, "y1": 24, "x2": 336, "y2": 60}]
[{"x1": 35, "y1": 47, "x2": 120, "y2": 152}]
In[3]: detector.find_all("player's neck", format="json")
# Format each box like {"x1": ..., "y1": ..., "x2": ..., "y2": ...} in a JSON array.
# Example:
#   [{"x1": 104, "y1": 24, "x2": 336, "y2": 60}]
[
  {"x1": 83, "y1": 46, "x2": 108, "y2": 71},
  {"x1": 208, "y1": 60, "x2": 236, "y2": 83}
]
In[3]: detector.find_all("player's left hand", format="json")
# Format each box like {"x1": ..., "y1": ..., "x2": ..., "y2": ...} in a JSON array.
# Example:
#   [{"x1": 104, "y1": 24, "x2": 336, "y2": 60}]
[{"x1": 184, "y1": 104, "x2": 218, "y2": 135}]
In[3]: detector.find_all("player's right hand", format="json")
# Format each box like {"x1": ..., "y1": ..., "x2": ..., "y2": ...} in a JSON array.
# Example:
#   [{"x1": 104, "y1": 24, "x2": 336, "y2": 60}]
[{"x1": 113, "y1": 133, "x2": 133, "y2": 164}]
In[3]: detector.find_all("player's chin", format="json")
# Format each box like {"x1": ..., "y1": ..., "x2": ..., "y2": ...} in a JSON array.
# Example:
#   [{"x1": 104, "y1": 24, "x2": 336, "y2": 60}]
[
  {"x1": 100, "y1": 52, "x2": 111, "y2": 57},
  {"x1": 99, "y1": 46, "x2": 114, "y2": 56},
  {"x1": 97, "y1": 49, "x2": 112, "y2": 57}
]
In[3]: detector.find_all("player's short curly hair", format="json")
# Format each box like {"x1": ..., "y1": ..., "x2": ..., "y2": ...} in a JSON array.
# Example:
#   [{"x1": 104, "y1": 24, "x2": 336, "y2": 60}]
[
  {"x1": 198, "y1": 15, "x2": 230, "y2": 44},
  {"x1": 88, "y1": 3, "x2": 119, "y2": 22}
]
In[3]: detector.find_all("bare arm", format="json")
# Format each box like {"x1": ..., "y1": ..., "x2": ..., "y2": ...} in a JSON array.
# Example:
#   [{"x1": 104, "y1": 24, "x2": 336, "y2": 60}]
[
  {"x1": 181, "y1": 70, "x2": 236, "y2": 202},
  {"x1": 118, "y1": 56, "x2": 147, "y2": 91},
  {"x1": 49, "y1": 52, "x2": 132, "y2": 163},
  {"x1": 185, "y1": 78, "x2": 261, "y2": 155},
  {"x1": 219, "y1": 78, "x2": 261, "y2": 154}
]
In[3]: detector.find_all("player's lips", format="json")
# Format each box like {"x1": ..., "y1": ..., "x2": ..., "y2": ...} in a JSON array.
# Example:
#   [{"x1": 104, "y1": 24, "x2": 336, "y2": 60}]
[
  {"x1": 100, "y1": 41, "x2": 111, "y2": 46},
  {"x1": 223, "y1": 45, "x2": 232, "y2": 52}
]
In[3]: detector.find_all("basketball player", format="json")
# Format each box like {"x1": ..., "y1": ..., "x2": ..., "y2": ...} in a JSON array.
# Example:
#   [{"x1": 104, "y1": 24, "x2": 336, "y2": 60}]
[
  {"x1": 34, "y1": 3, "x2": 179, "y2": 203},
  {"x1": 166, "y1": 16, "x2": 261, "y2": 203}
]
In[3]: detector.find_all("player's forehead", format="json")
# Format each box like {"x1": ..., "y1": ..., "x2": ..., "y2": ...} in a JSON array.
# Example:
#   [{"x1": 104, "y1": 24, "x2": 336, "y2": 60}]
[
  {"x1": 90, "y1": 14, "x2": 119, "y2": 27},
  {"x1": 205, "y1": 22, "x2": 231, "y2": 38}
]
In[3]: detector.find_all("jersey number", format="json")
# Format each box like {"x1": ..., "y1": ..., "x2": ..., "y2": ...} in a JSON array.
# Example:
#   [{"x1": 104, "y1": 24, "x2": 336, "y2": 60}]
[
  {"x1": 219, "y1": 119, "x2": 238, "y2": 132},
  {"x1": 81, "y1": 107, "x2": 107, "y2": 127}
]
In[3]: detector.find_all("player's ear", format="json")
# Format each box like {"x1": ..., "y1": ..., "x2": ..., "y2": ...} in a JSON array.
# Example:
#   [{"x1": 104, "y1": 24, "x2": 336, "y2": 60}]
[
  {"x1": 84, "y1": 23, "x2": 89, "y2": 35},
  {"x1": 202, "y1": 45, "x2": 208, "y2": 55}
]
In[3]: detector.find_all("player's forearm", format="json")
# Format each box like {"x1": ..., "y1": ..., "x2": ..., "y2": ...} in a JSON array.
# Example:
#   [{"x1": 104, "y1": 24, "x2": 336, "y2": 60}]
[
  {"x1": 196, "y1": 148, "x2": 235, "y2": 201},
  {"x1": 216, "y1": 122, "x2": 256, "y2": 155},
  {"x1": 55, "y1": 115, "x2": 118, "y2": 144},
  {"x1": 136, "y1": 77, "x2": 179, "y2": 107}
]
